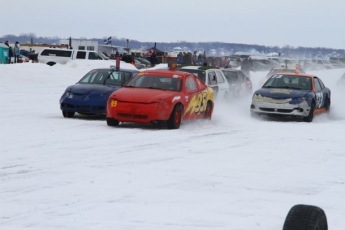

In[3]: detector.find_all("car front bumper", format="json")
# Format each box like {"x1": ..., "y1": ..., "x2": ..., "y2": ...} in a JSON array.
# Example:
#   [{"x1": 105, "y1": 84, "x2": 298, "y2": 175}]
[
  {"x1": 250, "y1": 99, "x2": 311, "y2": 117},
  {"x1": 60, "y1": 97, "x2": 106, "y2": 114}
]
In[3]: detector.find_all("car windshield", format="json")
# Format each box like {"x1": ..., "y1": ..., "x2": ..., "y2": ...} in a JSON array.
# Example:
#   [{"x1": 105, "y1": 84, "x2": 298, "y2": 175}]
[
  {"x1": 97, "y1": 52, "x2": 109, "y2": 60},
  {"x1": 125, "y1": 75, "x2": 182, "y2": 92},
  {"x1": 178, "y1": 69, "x2": 206, "y2": 82},
  {"x1": 263, "y1": 75, "x2": 312, "y2": 90},
  {"x1": 78, "y1": 70, "x2": 132, "y2": 86}
]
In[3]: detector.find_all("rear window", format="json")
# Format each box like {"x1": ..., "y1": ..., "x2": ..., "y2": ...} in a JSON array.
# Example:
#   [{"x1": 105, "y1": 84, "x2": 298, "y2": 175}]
[
  {"x1": 40, "y1": 49, "x2": 72, "y2": 57},
  {"x1": 179, "y1": 69, "x2": 206, "y2": 83}
]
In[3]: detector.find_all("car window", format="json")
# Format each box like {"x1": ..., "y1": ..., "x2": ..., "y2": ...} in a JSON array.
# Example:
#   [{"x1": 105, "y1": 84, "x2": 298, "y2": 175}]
[
  {"x1": 314, "y1": 78, "x2": 323, "y2": 90},
  {"x1": 41, "y1": 49, "x2": 72, "y2": 57},
  {"x1": 186, "y1": 76, "x2": 198, "y2": 92},
  {"x1": 237, "y1": 72, "x2": 246, "y2": 83},
  {"x1": 79, "y1": 71, "x2": 107, "y2": 84},
  {"x1": 88, "y1": 52, "x2": 102, "y2": 60},
  {"x1": 126, "y1": 75, "x2": 182, "y2": 91},
  {"x1": 215, "y1": 71, "x2": 225, "y2": 83},
  {"x1": 105, "y1": 72, "x2": 127, "y2": 86},
  {"x1": 223, "y1": 71, "x2": 240, "y2": 84},
  {"x1": 76, "y1": 51, "x2": 86, "y2": 59},
  {"x1": 195, "y1": 77, "x2": 206, "y2": 90},
  {"x1": 180, "y1": 69, "x2": 206, "y2": 83},
  {"x1": 264, "y1": 75, "x2": 312, "y2": 90},
  {"x1": 208, "y1": 71, "x2": 217, "y2": 85}
]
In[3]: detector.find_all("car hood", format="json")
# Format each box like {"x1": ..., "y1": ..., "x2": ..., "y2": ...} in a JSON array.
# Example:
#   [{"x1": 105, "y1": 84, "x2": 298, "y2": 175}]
[
  {"x1": 67, "y1": 84, "x2": 120, "y2": 95},
  {"x1": 111, "y1": 88, "x2": 179, "y2": 103},
  {"x1": 254, "y1": 88, "x2": 309, "y2": 99}
]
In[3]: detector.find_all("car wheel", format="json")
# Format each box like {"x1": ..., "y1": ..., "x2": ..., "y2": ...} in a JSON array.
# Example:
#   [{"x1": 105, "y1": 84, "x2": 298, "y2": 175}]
[
  {"x1": 283, "y1": 204, "x2": 327, "y2": 230},
  {"x1": 325, "y1": 97, "x2": 331, "y2": 112},
  {"x1": 204, "y1": 102, "x2": 213, "y2": 120},
  {"x1": 303, "y1": 102, "x2": 315, "y2": 122},
  {"x1": 62, "y1": 111, "x2": 75, "y2": 118},
  {"x1": 107, "y1": 118, "x2": 119, "y2": 126},
  {"x1": 250, "y1": 112, "x2": 261, "y2": 119},
  {"x1": 167, "y1": 104, "x2": 182, "y2": 129}
]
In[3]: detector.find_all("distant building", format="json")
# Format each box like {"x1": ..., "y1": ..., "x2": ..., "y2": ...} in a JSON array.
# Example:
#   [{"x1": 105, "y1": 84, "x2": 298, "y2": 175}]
[
  {"x1": 19, "y1": 43, "x2": 68, "y2": 54},
  {"x1": 60, "y1": 39, "x2": 98, "y2": 51},
  {"x1": 98, "y1": 44, "x2": 128, "y2": 56}
]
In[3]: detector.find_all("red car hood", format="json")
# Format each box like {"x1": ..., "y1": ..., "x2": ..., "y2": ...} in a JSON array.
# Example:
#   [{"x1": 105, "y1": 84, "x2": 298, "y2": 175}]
[{"x1": 110, "y1": 88, "x2": 179, "y2": 103}]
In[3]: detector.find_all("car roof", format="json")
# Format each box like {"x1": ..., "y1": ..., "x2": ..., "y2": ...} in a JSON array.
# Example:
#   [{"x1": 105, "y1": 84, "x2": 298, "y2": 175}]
[
  {"x1": 90, "y1": 68, "x2": 139, "y2": 73},
  {"x1": 140, "y1": 69, "x2": 193, "y2": 76},
  {"x1": 181, "y1": 65, "x2": 219, "y2": 70},
  {"x1": 273, "y1": 72, "x2": 315, "y2": 78},
  {"x1": 221, "y1": 68, "x2": 238, "y2": 72}
]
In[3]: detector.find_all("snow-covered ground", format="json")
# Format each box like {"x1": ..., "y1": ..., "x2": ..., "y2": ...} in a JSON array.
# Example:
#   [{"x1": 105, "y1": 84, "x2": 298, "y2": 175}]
[{"x1": 1, "y1": 61, "x2": 345, "y2": 230}]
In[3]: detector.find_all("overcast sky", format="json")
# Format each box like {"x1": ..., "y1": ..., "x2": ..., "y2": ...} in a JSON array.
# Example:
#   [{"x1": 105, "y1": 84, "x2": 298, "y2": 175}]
[{"x1": 1, "y1": 0, "x2": 344, "y2": 49}]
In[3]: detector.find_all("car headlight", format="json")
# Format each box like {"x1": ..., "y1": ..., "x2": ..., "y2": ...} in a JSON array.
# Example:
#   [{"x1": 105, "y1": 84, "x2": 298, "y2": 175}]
[
  {"x1": 65, "y1": 91, "x2": 74, "y2": 98},
  {"x1": 253, "y1": 94, "x2": 264, "y2": 102},
  {"x1": 156, "y1": 99, "x2": 169, "y2": 110},
  {"x1": 289, "y1": 97, "x2": 306, "y2": 104}
]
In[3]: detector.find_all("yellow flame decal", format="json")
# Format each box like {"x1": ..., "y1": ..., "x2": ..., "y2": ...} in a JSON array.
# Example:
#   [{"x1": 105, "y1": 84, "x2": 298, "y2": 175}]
[{"x1": 184, "y1": 88, "x2": 213, "y2": 115}]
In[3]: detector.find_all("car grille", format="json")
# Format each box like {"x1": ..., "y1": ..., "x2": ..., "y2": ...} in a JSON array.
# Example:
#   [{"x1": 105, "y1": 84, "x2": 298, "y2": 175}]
[
  {"x1": 259, "y1": 108, "x2": 293, "y2": 113},
  {"x1": 61, "y1": 103, "x2": 104, "y2": 111}
]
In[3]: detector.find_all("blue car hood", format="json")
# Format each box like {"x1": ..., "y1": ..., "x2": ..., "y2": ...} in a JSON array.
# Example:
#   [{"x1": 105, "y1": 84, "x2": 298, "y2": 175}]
[
  {"x1": 255, "y1": 88, "x2": 309, "y2": 99},
  {"x1": 67, "y1": 84, "x2": 120, "y2": 95}
]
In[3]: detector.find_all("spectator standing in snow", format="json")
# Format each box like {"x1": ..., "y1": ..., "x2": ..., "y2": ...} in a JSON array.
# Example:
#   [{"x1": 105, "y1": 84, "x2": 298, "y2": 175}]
[
  {"x1": 5, "y1": 40, "x2": 12, "y2": 64},
  {"x1": 150, "y1": 52, "x2": 158, "y2": 67},
  {"x1": 14, "y1": 42, "x2": 20, "y2": 63}
]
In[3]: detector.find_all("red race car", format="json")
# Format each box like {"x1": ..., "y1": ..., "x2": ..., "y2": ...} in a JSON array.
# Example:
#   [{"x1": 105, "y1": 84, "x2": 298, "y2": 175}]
[{"x1": 106, "y1": 67, "x2": 215, "y2": 129}]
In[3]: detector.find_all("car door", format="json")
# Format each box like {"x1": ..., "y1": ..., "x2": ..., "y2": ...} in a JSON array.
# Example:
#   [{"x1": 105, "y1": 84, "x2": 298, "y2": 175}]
[
  {"x1": 237, "y1": 71, "x2": 249, "y2": 96},
  {"x1": 207, "y1": 71, "x2": 219, "y2": 99},
  {"x1": 183, "y1": 75, "x2": 207, "y2": 119},
  {"x1": 313, "y1": 77, "x2": 326, "y2": 109},
  {"x1": 215, "y1": 70, "x2": 229, "y2": 99}
]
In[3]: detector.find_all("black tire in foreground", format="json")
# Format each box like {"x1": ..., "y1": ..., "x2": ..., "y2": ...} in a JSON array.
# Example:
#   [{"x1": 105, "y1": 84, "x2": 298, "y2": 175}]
[
  {"x1": 62, "y1": 111, "x2": 75, "y2": 118},
  {"x1": 303, "y1": 102, "x2": 315, "y2": 122},
  {"x1": 107, "y1": 118, "x2": 119, "y2": 126},
  {"x1": 283, "y1": 204, "x2": 328, "y2": 230}
]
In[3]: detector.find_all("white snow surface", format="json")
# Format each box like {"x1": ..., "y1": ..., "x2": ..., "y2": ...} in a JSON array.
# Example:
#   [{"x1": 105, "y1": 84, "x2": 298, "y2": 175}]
[{"x1": 1, "y1": 61, "x2": 345, "y2": 230}]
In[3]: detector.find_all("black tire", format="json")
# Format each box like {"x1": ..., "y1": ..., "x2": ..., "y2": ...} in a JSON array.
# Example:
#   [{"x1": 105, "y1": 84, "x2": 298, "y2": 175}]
[
  {"x1": 283, "y1": 204, "x2": 328, "y2": 230},
  {"x1": 303, "y1": 102, "x2": 315, "y2": 122},
  {"x1": 250, "y1": 112, "x2": 261, "y2": 119},
  {"x1": 325, "y1": 97, "x2": 331, "y2": 112},
  {"x1": 167, "y1": 104, "x2": 182, "y2": 129},
  {"x1": 107, "y1": 118, "x2": 119, "y2": 126},
  {"x1": 62, "y1": 111, "x2": 75, "y2": 118},
  {"x1": 204, "y1": 102, "x2": 213, "y2": 120},
  {"x1": 47, "y1": 62, "x2": 56, "y2": 66}
]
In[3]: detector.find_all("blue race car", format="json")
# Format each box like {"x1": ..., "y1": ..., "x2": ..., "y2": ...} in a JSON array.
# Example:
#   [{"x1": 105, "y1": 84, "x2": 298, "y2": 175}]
[
  {"x1": 250, "y1": 72, "x2": 331, "y2": 122},
  {"x1": 60, "y1": 66, "x2": 139, "y2": 118}
]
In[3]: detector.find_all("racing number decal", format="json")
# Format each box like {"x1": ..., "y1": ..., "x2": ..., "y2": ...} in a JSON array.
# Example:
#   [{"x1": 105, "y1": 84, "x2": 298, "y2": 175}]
[
  {"x1": 315, "y1": 92, "x2": 324, "y2": 108},
  {"x1": 194, "y1": 91, "x2": 207, "y2": 114},
  {"x1": 184, "y1": 90, "x2": 209, "y2": 115}
]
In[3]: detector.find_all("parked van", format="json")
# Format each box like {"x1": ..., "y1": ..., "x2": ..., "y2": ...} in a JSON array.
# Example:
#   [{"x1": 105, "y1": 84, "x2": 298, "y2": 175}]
[{"x1": 38, "y1": 48, "x2": 106, "y2": 66}]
